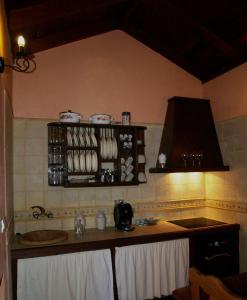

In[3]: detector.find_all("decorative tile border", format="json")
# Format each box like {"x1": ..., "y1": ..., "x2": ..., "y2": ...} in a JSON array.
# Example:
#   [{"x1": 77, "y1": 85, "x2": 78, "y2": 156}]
[
  {"x1": 206, "y1": 199, "x2": 247, "y2": 213},
  {"x1": 15, "y1": 198, "x2": 247, "y2": 222},
  {"x1": 14, "y1": 199, "x2": 206, "y2": 222}
]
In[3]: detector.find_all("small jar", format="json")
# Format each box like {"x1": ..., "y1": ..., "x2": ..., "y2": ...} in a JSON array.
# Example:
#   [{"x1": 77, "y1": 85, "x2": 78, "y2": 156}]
[
  {"x1": 95, "y1": 211, "x2": 106, "y2": 230},
  {"x1": 122, "y1": 112, "x2": 131, "y2": 125},
  {"x1": 74, "y1": 213, "x2": 85, "y2": 237}
]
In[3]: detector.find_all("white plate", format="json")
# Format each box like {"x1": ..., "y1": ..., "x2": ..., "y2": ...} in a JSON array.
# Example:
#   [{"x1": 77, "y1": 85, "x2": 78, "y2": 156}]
[
  {"x1": 91, "y1": 151, "x2": 98, "y2": 172},
  {"x1": 73, "y1": 131, "x2": 79, "y2": 146},
  {"x1": 91, "y1": 133, "x2": 98, "y2": 147},
  {"x1": 85, "y1": 131, "x2": 91, "y2": 147},
  {"x1": 112, "y1": 137, "x2": 118, "y2": 159},
  {"x1": 79, "y1": 128, "x2": 85, "y2": 147},
  {"x1": 106, "y1": 138, "x2": 112, "y2": 159},
  {"x1": 101, "y1": 137, "x2": 107, "y2": 159},
  {"x1": 67, "y1": 153, "x2": 73, "y2": 172},
  {"x1": 86, "y1": 151, "x2": 92, "y2": 172},
  {"x1": 67, "y1": 130, "x2": 73, "y2": 146},
  {"x1": 73, "y1": 152, "x2": 80, "y2": 171},
  {"x1": 80, "y1": 151, "x2": 85, "y2": 172}
]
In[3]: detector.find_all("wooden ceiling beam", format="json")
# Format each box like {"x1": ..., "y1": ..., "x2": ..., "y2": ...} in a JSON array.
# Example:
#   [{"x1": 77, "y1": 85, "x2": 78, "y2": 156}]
[
  {"x1": 8, "y1": 0, "x2": 128, "y2": 31},
  {"x1": 26, "y1": 19, "x2": 117, "y2": 53}
]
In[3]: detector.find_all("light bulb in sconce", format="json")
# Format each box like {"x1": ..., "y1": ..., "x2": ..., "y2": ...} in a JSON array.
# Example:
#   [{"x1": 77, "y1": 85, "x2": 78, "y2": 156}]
[
  {"x1": 17, "y1": 35, "x2": 25, "y2": 48},
  {"x1": 158, "y1": 153, "x2": 166, "y2": 168},
  {"x1": 0, "y1": 34, "x2": 36, "y2": 73}
]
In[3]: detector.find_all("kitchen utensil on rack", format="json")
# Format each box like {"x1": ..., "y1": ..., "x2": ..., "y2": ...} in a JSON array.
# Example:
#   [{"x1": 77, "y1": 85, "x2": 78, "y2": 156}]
[
  {"x1": 90, "y1": 113, "x2": 112, "y2": 124},
  {"x1": 60, "y1": 110, "x2": 82, "y2": 123}
]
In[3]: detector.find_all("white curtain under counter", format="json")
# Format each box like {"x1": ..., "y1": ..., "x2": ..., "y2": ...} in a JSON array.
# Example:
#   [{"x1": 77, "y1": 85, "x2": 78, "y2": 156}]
[
  {"x1": 115, "y1": 238, "x2": 189, "y2": 300},
  {"x1": 17, "y1": 249, "x2": 114, "y2": 300}
]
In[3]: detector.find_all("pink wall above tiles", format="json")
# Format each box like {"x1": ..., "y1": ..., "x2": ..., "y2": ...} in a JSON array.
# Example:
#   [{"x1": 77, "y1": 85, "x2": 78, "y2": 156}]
[
  {"x1": 203, "y1": 63, "x2": 247, "y2": 122},
  {"x1": 13, "y1": 30, "x2": 202, "y2": 124}
]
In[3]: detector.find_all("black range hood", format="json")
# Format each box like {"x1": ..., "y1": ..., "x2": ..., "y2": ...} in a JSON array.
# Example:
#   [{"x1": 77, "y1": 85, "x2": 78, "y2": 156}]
[{"x1": 149, "y1": 96, "x2": 229, "y2": 173}]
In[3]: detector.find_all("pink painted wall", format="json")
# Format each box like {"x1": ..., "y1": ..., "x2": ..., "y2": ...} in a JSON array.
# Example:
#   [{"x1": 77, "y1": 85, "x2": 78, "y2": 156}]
[
  {"x1": 13, "y1": 30, "x2": 202, "y2": 124},
  {"x1": 203, "y1": 62, "x2": 247, "y2": 121}
]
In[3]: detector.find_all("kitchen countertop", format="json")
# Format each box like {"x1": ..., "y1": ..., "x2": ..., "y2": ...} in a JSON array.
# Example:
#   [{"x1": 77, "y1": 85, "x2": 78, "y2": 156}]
[{"x1": 11, "y1": 220, "x2": 240, "y2": 259}]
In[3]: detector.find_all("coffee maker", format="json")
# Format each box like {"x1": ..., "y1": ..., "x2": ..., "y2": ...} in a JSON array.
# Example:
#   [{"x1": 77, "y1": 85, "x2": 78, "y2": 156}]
[{"x1": 114, "y1": 200, "x2": 134, "y2": 231}]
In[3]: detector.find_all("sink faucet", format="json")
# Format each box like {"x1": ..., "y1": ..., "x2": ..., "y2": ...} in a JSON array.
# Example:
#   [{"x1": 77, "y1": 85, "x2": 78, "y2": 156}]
[{"x1": 31, "y1": 206, "x2": 53, "y2": 219}]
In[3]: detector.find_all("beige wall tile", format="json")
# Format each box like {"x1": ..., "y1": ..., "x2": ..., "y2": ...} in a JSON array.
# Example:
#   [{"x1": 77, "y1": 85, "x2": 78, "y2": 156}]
[
  {"x1": 43, "y1": 219, "x2": 62, "y2": 230},
  {"x1": 13, "y1": 156, "x2": 25, "y2": 174},
  {"x1": 14, "y1": 119, "x2": 26, "y2": 138},
  {"x1": 62, "y1": 218, "x2": 74, "y2": 230},
  {"x1": 14, "y1": 221, "x2": 27, "y2": 234},
  {"x1": 14, "y1": 175, "x2": 26, "y2": 192},
  {"x1": 25, "y1": 155, "x2": 44, "y2": 174},
  {"x1": 26, "y1": 191, "x2": 44, "y2": 208},
  {"x1": 78, "y1": 189, "x2": 96, "y2": 206},
  {"x1": 26, "y1": 220, "x2": 45, "y2": 232},
  {"x1": 26, "y1": 175, "x2": 44, "y2": 191},
  {"x1": 14, "y1": 138, "x2": 25, "y2": 156},
  {"x1": 14, "y1": 192, "x2": 26, "y2": 210},
  {"x1": 25, "y1": 138, "x2": 44, "y2": 155},
  {"x1": 126, "y1": 186, "x2": 140, "y2": 203},
  {"x1": 45, "y1": 191, "x2": 62, "y2": 208},
  {"x1": 139, "y1": 185, "x2": 155, "y2": 202},
  {"x1": 111, "y1": 187, "x2": 127, "y2": 201},
  {"x1": 62, "y1": 190, "x2": 79, "y2": 207},
  {"x1": 95, "y1": 188, "x2": 112, "y2": 205},
  {"x1": 25, "y1": 120, "x2": 46, "y2": 139},
  {"x1": 156, "y1": 184, "x2": 170, "y2": 202}
]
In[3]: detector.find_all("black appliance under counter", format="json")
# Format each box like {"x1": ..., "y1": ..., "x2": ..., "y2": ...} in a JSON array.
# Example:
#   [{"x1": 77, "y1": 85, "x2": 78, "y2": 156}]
[
  {"x1": 167, "y1": 217, "x2": 226, "y2": 229},
  {"x1": 167, "y1": 217, "x2": 238, "y2": 278}
]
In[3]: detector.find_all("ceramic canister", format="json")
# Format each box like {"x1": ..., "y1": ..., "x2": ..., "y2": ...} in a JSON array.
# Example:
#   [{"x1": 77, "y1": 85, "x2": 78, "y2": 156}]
[{"x1": 95, "y1": 211, "x2": 106, "y2": 230}]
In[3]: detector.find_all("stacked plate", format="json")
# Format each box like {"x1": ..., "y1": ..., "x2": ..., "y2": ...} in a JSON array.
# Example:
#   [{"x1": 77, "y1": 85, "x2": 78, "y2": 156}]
[
  {"x1": 66, "y1": 127, "x2": 97, "y2": 147},
  {"x1": 100, "y1": 128, "x2": 118, "y2": 159},
  {"x1": 67, "y1": 150, "x2": 98, "y2": 173}
]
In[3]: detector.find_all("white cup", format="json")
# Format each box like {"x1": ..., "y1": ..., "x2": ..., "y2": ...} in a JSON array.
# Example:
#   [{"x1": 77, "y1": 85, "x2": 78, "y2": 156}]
[
  {"x1": 125, "y1": 165, "x2": 134, "y2": 175},
  {"x1": 125, "y1": 173, "x2": 134, "y2": 182},
  {"x1": 137, "y1": 154, "x2": 146, "y2": 163},
  {"x1": 138, "y1": 172, "x2": 147, "y2": 182},
  {"x1": 125, "y1": 156, "x2": 133, "y2": 167}
]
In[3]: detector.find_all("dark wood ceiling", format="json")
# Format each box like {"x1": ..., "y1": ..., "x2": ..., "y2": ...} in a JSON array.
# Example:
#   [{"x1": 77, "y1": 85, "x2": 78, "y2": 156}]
[{"x1": 5, "y1": 0, "x2": 247, "y2": 82}]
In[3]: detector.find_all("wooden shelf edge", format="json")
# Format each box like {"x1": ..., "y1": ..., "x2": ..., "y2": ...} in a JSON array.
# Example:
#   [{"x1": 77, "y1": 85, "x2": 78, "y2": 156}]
[
  {"x1": 63, "y1": 181, "x2": 142, "y2": 188},
  {"x1": 149, "y1": 166, "x2": 230, "y2": 173}
]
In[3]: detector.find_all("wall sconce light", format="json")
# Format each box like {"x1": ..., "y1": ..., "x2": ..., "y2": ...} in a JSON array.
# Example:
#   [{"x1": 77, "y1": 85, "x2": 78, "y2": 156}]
[{"x1": 0, "y1": 35, "x2": 36, "y2": 74}]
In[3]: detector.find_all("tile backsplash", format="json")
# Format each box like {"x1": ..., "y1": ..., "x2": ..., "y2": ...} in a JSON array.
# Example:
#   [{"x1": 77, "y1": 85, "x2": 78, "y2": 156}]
[{"x1": 13, "y1": 118, "x2": 205, "y2": 232}]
